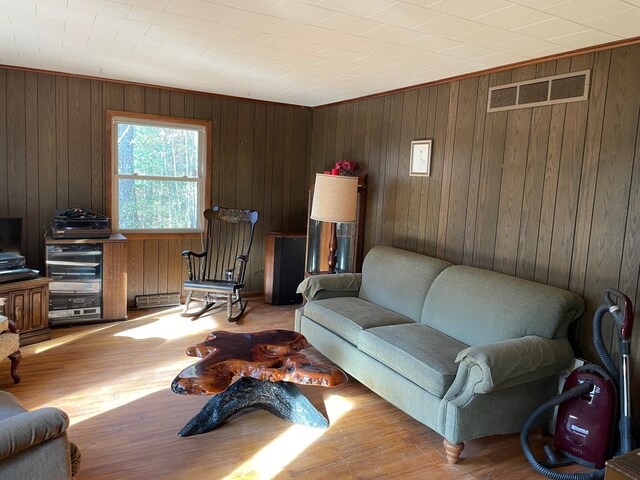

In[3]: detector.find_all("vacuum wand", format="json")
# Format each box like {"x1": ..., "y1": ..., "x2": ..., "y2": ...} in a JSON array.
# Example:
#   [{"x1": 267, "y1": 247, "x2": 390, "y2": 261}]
[
  {"x1": 620, "y1": 340, "x2": 633, "y2": 454},
  {"x1": 605, "y1": 288, "x2": 634, "y2": 455}
]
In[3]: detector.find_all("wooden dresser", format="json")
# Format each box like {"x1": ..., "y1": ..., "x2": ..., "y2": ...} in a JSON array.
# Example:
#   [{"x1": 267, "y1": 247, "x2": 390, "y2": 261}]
[{"x1": 0, "y1": 276, "x2": 52, "y2": 346}]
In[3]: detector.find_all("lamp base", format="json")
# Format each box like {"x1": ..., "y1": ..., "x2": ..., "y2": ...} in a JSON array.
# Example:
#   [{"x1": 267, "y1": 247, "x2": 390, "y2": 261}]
[
  {"x1": 328, "y1": 222, "x2": 338, "y2": 274},
  {"x1": 327, "y1": 261, "x2": 337, "y2": 274}
]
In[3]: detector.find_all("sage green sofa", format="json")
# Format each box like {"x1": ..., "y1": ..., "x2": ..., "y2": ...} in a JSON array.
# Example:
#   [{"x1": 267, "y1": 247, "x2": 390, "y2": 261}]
[{"x1": 295, "y1": 246, "x2": 584, "y2": 464}]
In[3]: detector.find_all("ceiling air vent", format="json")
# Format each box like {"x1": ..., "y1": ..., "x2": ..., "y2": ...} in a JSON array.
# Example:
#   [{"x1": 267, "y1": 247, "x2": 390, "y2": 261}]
[{"x1": 487, "y1": 70, "x2": 590, "y2": 113}]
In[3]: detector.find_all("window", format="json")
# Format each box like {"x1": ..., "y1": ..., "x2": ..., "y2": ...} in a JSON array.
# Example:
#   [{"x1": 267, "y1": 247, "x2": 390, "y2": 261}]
[{"x1": 106, "y1": 111, "x2": 211, "y2": 236}]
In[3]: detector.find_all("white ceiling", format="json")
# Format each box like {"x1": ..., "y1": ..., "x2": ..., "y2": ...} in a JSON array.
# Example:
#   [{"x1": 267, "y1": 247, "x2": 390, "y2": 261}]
[{"x1": 1, "y1": 0, "x2": 639, "y2": 106}]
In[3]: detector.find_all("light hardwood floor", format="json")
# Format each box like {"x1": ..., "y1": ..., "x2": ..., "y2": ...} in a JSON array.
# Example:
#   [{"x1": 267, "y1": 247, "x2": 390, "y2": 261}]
[{"x1": 2, "y1": 300, "x2": 573, "y2": 479}]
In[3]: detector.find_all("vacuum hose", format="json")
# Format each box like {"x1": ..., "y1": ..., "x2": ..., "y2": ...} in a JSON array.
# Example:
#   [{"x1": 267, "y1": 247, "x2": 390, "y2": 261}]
[
  {"x1": 593, "y1": 304, "x2": 620, "y2": 382},
  {"x1": 520, "y1": 381, "x2": 605, "y2": 480}
]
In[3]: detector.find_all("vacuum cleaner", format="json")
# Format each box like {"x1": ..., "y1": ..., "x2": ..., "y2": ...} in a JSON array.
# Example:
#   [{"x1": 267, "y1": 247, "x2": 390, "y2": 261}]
[{"x1": 521, "y1": 288, "x2": 635, "y2": 480}]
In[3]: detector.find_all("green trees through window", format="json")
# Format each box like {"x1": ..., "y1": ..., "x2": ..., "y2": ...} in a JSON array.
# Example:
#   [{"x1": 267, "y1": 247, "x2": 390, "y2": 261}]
[{"x1": 108, "y1": 112, "x2": 211, "y2": 234}]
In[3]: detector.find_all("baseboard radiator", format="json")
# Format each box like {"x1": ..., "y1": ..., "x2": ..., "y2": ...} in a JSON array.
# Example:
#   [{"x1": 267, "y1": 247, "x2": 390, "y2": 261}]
[{"x1": 135, "y1": 293, "x2": 181, "y2": 309}]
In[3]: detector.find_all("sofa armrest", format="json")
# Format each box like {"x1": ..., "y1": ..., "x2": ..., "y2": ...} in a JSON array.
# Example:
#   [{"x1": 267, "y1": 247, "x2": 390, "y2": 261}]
[
  {"x1": 452, "y1": 336, "x2": 574, "y2": 394},
  {"x1": 296, "y1": 273, "x2": 362, "y2": 302},
  {"x1": 0, "y1": 407, "x2": 70, "y2": 460}
]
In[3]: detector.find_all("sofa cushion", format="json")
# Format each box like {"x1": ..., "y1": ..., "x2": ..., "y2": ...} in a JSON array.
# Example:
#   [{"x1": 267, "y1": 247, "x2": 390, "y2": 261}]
[
  {"x1": 303, "y1": 297, "x2": 413, "y2": 345},
  {"x1": 421, "y1": 265, "x2": 585, "y2": 346},
  {"x1": 358, "y1": 323, "x2": 468, "y2": 397},
  {"x1": 358, "y1": 246, "x2": 452, "y2": 322}
]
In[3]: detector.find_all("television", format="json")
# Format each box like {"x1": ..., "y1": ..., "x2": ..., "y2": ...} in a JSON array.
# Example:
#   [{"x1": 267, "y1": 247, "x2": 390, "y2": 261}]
[{"x1": 0, "y1": 218, "x2": 23, "y2": 254}]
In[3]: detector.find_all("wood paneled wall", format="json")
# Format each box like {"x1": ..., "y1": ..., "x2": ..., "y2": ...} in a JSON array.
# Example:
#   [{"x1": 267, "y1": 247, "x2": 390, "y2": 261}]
[
  {"x1": 310, "y1": 44, "x2": 640, "y2": 423},
  {"x1": 0, "y1": 68, "x2": 311, "y2": 302},
  {"x1": 1, "y1": 42, "x2": 639, "y2": 423}
]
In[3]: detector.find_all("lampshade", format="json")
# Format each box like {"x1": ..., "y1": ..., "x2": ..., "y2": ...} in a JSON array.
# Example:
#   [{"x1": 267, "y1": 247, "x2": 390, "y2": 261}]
[{"x1": 310, "y1": 174, "x2": 358, "y2": 223}]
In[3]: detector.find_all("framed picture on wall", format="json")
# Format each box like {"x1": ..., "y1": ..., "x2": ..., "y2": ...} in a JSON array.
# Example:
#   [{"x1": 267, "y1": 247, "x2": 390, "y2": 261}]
[{"x1": 410, "y1": 139, "x2": 432, "y2": 177}]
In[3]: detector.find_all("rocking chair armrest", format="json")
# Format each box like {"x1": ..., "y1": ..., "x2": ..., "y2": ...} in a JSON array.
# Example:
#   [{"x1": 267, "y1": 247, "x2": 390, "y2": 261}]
[
  {"x1": 181, "y1": 250, "x2": 207, "y2": 258},
  {"x1": 182, "y1": 250, "x2": 207, "y2": 282}
]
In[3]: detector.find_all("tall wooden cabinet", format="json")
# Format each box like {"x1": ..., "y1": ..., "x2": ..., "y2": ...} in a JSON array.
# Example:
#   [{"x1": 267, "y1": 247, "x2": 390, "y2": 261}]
[
  {"x1": 101, "y1": 238, "x2": 128, "y2": 320},
  {"x1": 0, "y1": 277, "x2": 52, "y2": 346}
]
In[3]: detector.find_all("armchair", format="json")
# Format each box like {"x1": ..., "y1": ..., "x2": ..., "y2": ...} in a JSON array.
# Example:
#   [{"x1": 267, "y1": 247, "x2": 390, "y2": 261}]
[
  {"x1": 0, "y1": 315, "x2": 20, "y2": 383},
  {"x1": 0, "y1": 391, "x2": 81, "y2": 479}
]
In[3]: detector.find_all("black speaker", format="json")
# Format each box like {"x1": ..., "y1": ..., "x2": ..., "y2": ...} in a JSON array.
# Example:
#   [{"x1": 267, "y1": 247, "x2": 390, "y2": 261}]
[{"x1": 264, "y1": 232, "x2": 306, "y2": 305}]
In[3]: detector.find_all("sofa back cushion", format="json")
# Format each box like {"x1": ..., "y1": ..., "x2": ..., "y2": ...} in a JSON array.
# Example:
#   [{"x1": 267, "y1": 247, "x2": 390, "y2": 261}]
[
  {"x1": 421, "y1": 265, "x2": 584, "y2": 346},
  {"x1": 359, "y1": 246, "x2": 452, "y2": 322}
]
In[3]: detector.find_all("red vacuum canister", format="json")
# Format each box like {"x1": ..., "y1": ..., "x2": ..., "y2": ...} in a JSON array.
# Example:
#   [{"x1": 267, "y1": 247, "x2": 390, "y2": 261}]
[{"x1": 554, "y1": 365, "x2": 617, "y2": 469}]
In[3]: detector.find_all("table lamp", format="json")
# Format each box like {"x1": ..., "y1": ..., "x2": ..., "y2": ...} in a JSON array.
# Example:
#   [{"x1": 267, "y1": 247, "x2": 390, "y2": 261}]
[{"x1": 310, "y1": 173, "x2": 359, "y2": 274}]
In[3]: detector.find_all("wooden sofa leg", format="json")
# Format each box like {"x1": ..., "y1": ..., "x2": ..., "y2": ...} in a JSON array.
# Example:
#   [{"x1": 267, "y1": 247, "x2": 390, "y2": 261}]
[
  {"x1": 443, "y1": 439, "x2": 464, "y2": 464},
  {"x1": 9, "y1": 350, "x2": 21, "y2": 384}
]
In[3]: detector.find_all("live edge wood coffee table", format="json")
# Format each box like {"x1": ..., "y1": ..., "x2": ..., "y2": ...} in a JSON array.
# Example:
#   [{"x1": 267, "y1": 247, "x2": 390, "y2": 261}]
[{"x1": 171, "y1": 330, "x2": 348, "y2": 437}]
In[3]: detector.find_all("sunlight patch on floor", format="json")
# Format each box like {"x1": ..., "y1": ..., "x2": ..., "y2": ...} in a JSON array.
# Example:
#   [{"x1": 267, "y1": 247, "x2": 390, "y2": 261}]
[
  {"x1": 32, "y1": 323, "x2": 117, "y2": 354},
  {"x1": 32, "y1": 306, "x2": 187, "y2": 354},
  {"x1": 30, "y1": 306, "x2": 235, "y2": 426},
  {"x1": 31, "y1": 357, "x2": 193, "y2": 426},
  {"x1": 114, "y1": 307, "x2": 229, "y2": 341},
  {"x1": 222, "y1": 394, "x2": 354, "y2": 480},
  {"x1": 114, "y1": 315, "x2": 219, "y2": 341},
  {"x1": 68, "y1": 384, "x2": 167, "y2": 425}
]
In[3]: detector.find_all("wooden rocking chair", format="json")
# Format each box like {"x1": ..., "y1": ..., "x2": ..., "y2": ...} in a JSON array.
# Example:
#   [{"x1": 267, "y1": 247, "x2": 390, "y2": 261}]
[{"x1": 181, "y1": 206, "x2": 258, "y2": 322}]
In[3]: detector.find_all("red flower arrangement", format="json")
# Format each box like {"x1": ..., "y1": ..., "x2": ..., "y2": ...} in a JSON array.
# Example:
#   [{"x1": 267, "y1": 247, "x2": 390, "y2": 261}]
[{"x1": 323, "y1": 160, "x2": 359, "y2": 176}]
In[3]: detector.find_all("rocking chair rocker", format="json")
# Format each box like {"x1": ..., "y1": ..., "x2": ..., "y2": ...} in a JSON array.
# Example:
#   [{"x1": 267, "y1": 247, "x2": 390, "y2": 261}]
[{"x1": 181, "y1": 206, "x2": 258, "y2": 322}]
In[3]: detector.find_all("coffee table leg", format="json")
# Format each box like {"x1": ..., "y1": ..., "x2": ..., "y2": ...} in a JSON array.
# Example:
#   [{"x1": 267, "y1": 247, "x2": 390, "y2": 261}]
[{"x1": 178, "y1": 377, "x2": 329, "y2": 436}]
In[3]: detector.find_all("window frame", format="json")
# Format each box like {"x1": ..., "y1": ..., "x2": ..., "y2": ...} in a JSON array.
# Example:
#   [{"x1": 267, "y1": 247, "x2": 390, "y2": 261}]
[{"x1": 105, "y1": 110, "x2": 211, "y2": 239}]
